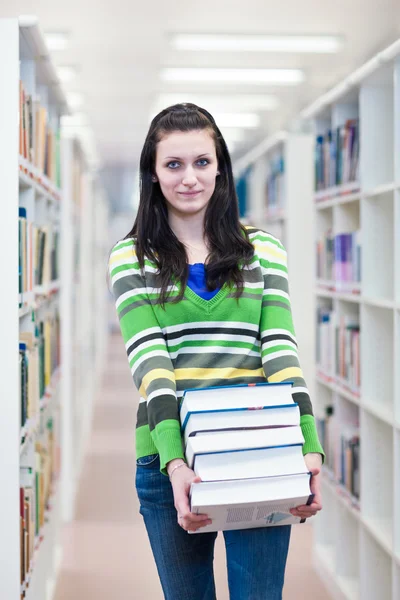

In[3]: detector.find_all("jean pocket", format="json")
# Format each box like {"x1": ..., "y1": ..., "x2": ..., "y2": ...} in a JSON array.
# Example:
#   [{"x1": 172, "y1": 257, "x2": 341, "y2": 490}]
[{"x1": 136, "y1": 453, "x2": 159, "y2": 468}]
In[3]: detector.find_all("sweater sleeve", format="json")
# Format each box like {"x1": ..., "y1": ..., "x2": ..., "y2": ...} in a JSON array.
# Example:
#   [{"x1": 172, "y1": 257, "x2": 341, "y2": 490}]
[
  {"x1": 257, "y1": 235, "x2": 325, "y2": 459},
  {"x1": 109, "y1": 240, "x2": 185, "y2": 474}
]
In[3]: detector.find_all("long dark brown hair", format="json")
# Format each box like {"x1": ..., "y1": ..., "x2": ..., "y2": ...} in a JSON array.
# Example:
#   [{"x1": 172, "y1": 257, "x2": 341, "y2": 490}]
[{"x1": 125, "y1": 103, "x2": 254, "y2": 305}]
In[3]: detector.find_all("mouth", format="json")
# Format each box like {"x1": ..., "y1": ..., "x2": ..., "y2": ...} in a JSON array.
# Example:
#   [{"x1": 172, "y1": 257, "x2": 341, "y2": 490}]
[{"x1": 178, "y1": 190, "x2": 203, "y2": 197}]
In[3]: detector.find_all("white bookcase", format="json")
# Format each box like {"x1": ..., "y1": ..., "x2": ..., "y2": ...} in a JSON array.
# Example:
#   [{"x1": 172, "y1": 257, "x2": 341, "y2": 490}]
[
  {"x1": 0, "y1": 17, "x2": 68, "y2": 600},
  {"x1": 306, "y1": 42, "x2": 400, "y2": 600},
  {"x1": 233, "y1": 131, "x2": 317, "y2": 398},
  {"x1": 0, "y1": 16, "x2": 109, "y2": 600},
  {"x1": 60, "y1": 135, "x2": 109, "y2": 523}
]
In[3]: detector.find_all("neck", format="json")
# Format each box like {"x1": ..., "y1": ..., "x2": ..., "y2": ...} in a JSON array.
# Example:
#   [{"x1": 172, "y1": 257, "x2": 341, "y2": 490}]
[{"x1": 168, "y1": 209, "x2": 206, "y2": 246}]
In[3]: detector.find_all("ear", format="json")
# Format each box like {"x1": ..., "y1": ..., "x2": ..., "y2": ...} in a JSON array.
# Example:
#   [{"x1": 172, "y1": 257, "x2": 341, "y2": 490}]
[
  {"x1": 152, "y1": 175, "x2": 158, "y2": 182},
  {"x1": 216, "y1": 170, "x2": 220, "y2": 176}
]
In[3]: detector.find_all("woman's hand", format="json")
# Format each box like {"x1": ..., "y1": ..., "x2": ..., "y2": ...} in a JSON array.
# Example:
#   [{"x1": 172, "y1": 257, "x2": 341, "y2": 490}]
[
  {"x1": 167, "y1": 459, "x2": 212, "y2": 532},
  {"x1": 290, "y1": 453, "x2": 323, "y2": 520}
]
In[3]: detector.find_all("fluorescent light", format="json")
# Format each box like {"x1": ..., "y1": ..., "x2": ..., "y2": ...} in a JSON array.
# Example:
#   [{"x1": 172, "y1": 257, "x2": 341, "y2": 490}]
[
  {"x1": 161, "y1": 68, "x2": 304, "y2": 85},
  {"x1": 214, "y1": 113, "x2": 260, "y2": 128},
  {"x1": 57, "y1": 66, "x2": 77, "y2": 83},
  {"x1": 220, "y1": 128, "x2": 246, "y2": 143},
  {"x1": 155, "y1": 93, "x2": 279, "y2": 112},
  {"x1": 44, "y1": 31, "x2": 70, "y2": 51},
  {"x1": 172, "y1": 34, "x2": 343, "y2": 53},
  {"x1": 67, "y1": 92, "x2": 84, "y2": 110}
]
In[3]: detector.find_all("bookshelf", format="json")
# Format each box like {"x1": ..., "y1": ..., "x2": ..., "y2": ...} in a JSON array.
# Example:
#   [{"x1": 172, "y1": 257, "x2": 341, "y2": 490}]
[
  {"x1": 0, "y1": 17, "x2": 68, "y2": 600},
  {"x1": 233, "y1": 131, "x2": 317, "y2": 399},
  {"x1": 60, "y1": 135, "x2": 109, "y2": 522},
  {"x1": 308, "y1": 41, "x2": 400, "y2": 600}
]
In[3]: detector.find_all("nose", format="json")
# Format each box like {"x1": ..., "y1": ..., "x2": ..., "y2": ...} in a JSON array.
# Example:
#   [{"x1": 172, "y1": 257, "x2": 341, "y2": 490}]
[{"x1": 181, "y1": 166, "x2": 197, "y2": 187}]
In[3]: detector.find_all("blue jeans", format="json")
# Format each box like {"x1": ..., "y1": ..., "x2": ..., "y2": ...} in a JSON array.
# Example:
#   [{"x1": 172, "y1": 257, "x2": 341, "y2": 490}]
[{"x1": 136, "y1": 454, "x2": 291, "y2": 600}]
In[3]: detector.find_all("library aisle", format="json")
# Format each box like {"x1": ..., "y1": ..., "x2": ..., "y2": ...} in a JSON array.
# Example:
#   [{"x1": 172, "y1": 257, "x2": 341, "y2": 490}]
[{"x1": 53, "y1": 333, "x2": 330, "y2": 600}]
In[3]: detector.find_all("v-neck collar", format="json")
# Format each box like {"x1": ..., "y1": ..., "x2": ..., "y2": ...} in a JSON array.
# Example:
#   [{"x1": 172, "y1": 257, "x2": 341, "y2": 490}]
[{"x1": 183, "y1": 281, "x2": 230, "y2": 312}]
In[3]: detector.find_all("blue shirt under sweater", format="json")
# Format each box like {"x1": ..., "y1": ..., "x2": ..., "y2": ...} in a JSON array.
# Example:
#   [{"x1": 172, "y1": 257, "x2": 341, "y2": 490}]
[{"x1": 188, "y1": 263, "x2": 220, "y2": 300}]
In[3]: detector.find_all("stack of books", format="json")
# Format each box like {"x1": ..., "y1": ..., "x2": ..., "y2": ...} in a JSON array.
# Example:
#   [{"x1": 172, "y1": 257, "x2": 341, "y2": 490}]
[{"x1": 180, "y1": 382, "x2": 314, "y2": 533}]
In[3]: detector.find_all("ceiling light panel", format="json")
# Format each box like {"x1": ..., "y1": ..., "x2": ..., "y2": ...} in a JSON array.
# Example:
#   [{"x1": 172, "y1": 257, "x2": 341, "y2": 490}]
[
  {"x1": 213, "y1": 113, "x2": 260, "y2": 128},
  {"x1": 161, "y1": 68, "x2": 304, "y2": 85},
  {"x1": 171, "y1": 34, "x2": 343, "y2": 53},
  {"x1": 155, "y1": 93, "x2": 279, "y2": 112},
  {"x1": 44, "y1": 31, "x2": 70, "y2": 51}
]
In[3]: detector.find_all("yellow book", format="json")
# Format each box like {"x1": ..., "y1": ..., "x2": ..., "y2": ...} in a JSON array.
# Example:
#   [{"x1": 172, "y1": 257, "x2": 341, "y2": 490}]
[
  {"x1": 19, "y1": 332, "x2": 40, "y2": 419},
  {"x1": 44, "y1": 319, "x2": 51, "y2": 388}
]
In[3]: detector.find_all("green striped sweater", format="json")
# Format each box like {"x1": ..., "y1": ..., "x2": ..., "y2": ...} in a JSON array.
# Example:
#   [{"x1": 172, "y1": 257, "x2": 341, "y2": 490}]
[{"x1": 109, "y1": 227, "x2": 324, "y2": 474}]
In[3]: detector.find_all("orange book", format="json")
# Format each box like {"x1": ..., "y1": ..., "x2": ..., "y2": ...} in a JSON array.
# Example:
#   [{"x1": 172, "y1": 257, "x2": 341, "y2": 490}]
[
  {"x1": 19, "y1": 81, "x2": 24, "y2": 156},
  {"x1": 24, "y1": 96, "x2": 29, "y2": 161}
]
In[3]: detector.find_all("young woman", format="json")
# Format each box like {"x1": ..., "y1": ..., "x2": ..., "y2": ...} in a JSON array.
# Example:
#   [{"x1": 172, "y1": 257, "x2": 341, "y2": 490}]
[{"x1": 109, "y1": 103, "x2": 324, "y2": 600}]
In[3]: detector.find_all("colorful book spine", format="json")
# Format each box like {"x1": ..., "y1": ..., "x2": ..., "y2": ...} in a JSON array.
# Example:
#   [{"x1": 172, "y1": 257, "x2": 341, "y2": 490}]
[
  {"x1": 19, "y1": 416, "x2": 61, "y2": 587},
  {"x1": 19, "y1": 312, "x2": 61, "y2": 436},
  {"x1": 316, "y1": 308, "x2": 361, "y2": 392},
  {"x1": 266, "y1": 156, "x2": 285, "y2": 216},
  {"x1": 317, "y1": 230, "x2": 361, "y2": 288},
  {"x1": 317, "y1": 409, "x2": 360, "y2": 500},
  {"x1": 315, "y1": 119, "x2": 360, "y2": 191},
  {"x1": 19, "y1": 79, "x2": 61, "y2": 187}
]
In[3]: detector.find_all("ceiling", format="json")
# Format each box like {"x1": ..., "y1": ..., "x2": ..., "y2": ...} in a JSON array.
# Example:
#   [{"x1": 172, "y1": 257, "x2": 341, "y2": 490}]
[{"x1": 2, "y1": 0, "x2": 400, "y2": 173}]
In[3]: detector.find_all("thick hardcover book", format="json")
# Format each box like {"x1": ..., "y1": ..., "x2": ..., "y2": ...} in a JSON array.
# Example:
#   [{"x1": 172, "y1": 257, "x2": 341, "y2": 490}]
[{"x1": 190, "y1": 472, "x2": 314, "y2": 533}]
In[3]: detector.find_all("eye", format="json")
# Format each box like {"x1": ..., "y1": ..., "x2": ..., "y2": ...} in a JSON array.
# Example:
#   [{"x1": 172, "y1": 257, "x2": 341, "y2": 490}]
[
  {"x1": 167, "y1": 161, "x2": 180, "y2": 169},
  {"x1": 196, "y1": 158, "x2": 210, "y2": 167}
]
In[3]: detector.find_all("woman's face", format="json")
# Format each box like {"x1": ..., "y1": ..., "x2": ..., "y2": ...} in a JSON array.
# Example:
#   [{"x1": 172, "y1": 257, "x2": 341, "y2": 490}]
[{"x1": 154, "y1": 129, "x2": 219, "y2": 218}]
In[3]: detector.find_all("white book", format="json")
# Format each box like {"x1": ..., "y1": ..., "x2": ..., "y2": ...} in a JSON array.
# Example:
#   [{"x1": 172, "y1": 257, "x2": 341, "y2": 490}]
[
  {"x1": 183, "y1": 404, "x2": 300, "y2": 445},
  {"x1": 180, "y1": 382, "x2": 295, "y2": 431},
  {"x1": 194, "y1": 444, "x2": 308, "y2": 482},
  {"x1": 186, "y1": 425, "x2": 304, "y2": 469},
  {"x1": 190, "y1": 472, "x2": 313, "y2": 533}
]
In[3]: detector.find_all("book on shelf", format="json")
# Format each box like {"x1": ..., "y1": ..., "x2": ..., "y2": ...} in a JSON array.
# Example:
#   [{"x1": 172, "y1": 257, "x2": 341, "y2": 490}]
[
  {"x1": 19, "y1": 416, "x2": 60, "y2": 588},
  {"x1": 179, "y1": 382, "x2": 313, "y2": 533},
  {"x1": 317, "y1": 406, "x2": 360, "y2": 500},
  {"x1": 336, "y1": 315, "x2": 360, "y2": 391},
  {"x1": 18, "y1": 206, "x2": 60, "y2": 307},
  {"x1": 19, "y1": 79, "x2": 61, "y2": 187},
  {"x1": 19, "y1": 312, "x2": 61, "y2": 437},
  {"x1": 316, "y1": 308, "x2": 361, "y2": 392},
  {"x1": 266, "y1": 155, "x2": 285, "y2": 216},
  {"x1": 315, "y1": 119, "x2": 359, "y2": 191},
  {"x1": 316, "y1": 230, "x2": 361, "y2": 288}
]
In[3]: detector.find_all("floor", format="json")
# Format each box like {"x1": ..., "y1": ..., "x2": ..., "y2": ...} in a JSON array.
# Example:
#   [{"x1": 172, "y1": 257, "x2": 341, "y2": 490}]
[{"x1": 54, "y1": 334, "x2": 331, "y2": 600}]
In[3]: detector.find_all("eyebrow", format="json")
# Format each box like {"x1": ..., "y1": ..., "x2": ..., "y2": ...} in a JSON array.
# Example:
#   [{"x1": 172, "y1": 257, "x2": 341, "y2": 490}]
[{"x1": 164, "y1": 153, "x2": 211, "y2": 160}]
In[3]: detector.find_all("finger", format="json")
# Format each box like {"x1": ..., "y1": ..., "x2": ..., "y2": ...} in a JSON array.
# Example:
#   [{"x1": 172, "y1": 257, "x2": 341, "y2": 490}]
[
  {"x1": 296, "y1": 502, "x2": 322, "y2": 512},
  {"x1": 290, "y1": 510, "x2": 313, "y2": 519},
  {"x1": 178, "y1": 509, "x2": 210, "y2": 523},
  {"x1": 309, "y1": 467, "x2": 321, "y2": 477},
  {"x1": 180, "y1": 518, "x2": 212, "y2": 531},
  {"x1": 290, "y1": 508, "x2": 318, "y2": 518}
]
